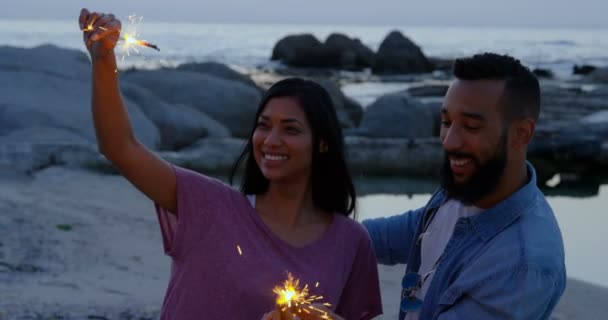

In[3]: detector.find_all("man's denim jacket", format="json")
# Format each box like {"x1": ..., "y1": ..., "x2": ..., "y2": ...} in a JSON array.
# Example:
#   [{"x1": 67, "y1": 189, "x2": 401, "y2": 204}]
[{"x1": 363, "y1": 163, "x2": 566, "y2": 319}]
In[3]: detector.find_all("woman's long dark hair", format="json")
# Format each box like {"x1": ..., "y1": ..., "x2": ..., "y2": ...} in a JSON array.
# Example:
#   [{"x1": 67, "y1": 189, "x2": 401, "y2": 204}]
[{"x1": 229, "y1": 78, "x2": 356, "y2": 216}]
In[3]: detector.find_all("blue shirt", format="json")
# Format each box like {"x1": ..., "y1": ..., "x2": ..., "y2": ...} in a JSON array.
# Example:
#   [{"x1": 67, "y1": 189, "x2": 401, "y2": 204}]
[{"x1": 363, "y1": 163, "x2": 566, "y2": 319}]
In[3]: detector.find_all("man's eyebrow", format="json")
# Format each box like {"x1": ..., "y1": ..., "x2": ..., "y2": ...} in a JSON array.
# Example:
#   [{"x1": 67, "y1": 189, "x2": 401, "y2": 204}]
[
  {"x1": 440, "y1": 108, "x2": 486, "y2": 121},
  {"x1": 461, "y1": 112, "x2": 486, "y2": 121}
]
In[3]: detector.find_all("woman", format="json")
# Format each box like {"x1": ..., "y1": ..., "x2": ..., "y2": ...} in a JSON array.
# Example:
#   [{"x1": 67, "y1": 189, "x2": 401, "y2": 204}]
[{"x1": 79, "y1": 8, "x2": 382, "y2": 320}]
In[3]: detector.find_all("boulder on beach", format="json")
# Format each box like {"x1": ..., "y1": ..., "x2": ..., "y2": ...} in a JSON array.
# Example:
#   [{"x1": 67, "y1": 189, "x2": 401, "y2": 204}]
[
  {"x1": 0, "y1": 68, "x2": 160, "y2": 149},
  {"x1": 533, "y1": 68, "x2": 554, "y2": 79},
  {"x1": 271, "y1": 34, "x2": 327, "y2": 68},
  {"x1": 588, "y1": 67, "x2": 608, "y2": 83},
  {"x1": 0, "y1": 126, "x2": 101, "y2": 175},
  {"x1": 176, "y1": 61, "x2": 261, "y2": 91},
  {"x1": 372, "y1": 30, "x2": 433, "y2": 75},
  {"x1": 120, "y1": 82, "x2": 230, "y2": 150},
  {"x1": 573, "y1": 64, "x2": 597, "y2": 76},
  {"x1": 407, "y1": 83, "x2": 449, "y2": 97},
  {"x1": 271, "y1": 33, "x2": 375, "y2": 70},
  {"x1": 122, "y1": 69, "x2": 261, "y2": 138},
  {"x1": 0, "y1": 44, "x2": 90, "y2": 81},
  {"x1": 323, "y1": 33, "x2": 375, "y2": 70},
  {"x1": 540, "y1": 85, "x2": 608, "y2": 124},
  {"x1": 357, "y1": 92, "x2": 435, "y2": 138},
  {"x1": 315, "y1": 79, "x2": 364, "y2": 128}
]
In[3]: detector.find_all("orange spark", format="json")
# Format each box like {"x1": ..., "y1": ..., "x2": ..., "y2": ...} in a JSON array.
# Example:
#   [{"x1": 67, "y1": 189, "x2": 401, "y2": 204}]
[{"x1": 273, "y1": 273, "x2": 332, "y2": 319}]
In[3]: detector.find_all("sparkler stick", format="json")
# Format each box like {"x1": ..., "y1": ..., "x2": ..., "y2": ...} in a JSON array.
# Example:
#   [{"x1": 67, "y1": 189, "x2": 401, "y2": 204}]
[
  {"x1": 83, "y1": 14, "x2": 160, "y2": 54},
  {"x1": 273, "y1": 273, "x2": 333, "y2": 320}
]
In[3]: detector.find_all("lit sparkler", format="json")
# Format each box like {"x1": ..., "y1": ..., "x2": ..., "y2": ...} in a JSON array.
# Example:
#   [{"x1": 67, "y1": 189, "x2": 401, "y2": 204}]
[
  {"x1": 84, "y1": 14, "x2": 159, "y2": 58},
  {"x1": 273, "y1": 273, "x2": 333, "y2": 319},
  {"x1": 119, "y1": 15, "x2": 160, "y2": 57}
]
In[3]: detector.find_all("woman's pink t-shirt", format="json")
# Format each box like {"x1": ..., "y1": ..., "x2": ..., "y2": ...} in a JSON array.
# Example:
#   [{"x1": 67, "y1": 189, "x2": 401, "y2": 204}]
[{"x1": 155, "y1": 166, "x2": 382, "y2": 320}]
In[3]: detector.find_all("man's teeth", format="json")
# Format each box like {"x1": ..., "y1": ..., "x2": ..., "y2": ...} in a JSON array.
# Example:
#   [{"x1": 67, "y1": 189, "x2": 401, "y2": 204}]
[
  {"x1": 451, "y1": 158, "x2": 471, "y2": 166},
  {"x1": 264, "y1": 153, "x2": 288, "y2": 161}
]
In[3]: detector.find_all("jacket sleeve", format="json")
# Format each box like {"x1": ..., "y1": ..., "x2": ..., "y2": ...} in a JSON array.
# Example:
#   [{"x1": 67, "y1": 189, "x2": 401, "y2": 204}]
[
  {"x1": 362, "y1": 207, "x2": 425, "y2": 265},
  {"x1": 436, "y1": 265, "x2": 566, "y2": 320}
]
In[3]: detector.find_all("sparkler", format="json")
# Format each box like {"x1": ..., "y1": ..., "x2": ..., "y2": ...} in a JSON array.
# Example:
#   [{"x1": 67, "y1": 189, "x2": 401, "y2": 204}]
[
  {"x1": 273, "y1": 273, "x2": 333, "y2": 319},
  {"x1": 84, "y1": 14, "x2": 159, "y2": 58}
]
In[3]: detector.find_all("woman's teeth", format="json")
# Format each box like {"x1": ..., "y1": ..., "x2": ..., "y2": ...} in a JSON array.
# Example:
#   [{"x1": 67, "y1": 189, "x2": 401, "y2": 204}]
[{"x1": 264, "y1": 153, "x2": 288, "y2": 161}]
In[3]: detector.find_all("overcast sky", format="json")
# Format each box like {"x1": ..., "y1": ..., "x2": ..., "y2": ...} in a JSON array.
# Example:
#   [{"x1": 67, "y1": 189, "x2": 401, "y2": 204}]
[{"x1": 2, "y1": 0, "x2": 607, "y2": 28}]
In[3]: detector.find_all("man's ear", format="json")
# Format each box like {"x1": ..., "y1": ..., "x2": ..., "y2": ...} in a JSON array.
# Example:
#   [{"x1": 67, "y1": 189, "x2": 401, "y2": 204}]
[
  {"x1": 320, "y1": 141, "x2": 328, "y2": 153},
  {"x1": 512, "y1": 118, "x2": 535, "y2": 149}
]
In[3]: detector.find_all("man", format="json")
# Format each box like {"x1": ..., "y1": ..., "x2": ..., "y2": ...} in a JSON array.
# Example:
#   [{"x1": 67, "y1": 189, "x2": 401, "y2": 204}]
[{"x1": 363, "y1": 53, "x2": 566, "y2": 319}]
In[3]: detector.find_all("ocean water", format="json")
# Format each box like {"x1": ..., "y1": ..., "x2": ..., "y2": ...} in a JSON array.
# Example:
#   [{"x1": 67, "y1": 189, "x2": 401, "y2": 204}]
[{"x1": 1, "y1": 19, "x2": 608, "y2": 77}]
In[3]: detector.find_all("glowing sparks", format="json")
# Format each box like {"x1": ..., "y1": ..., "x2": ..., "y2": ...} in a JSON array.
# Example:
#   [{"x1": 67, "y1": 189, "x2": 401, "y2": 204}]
[
  {"x1": 315, "y1": 282, "x2": 319, "y2": 288},
  {"x1": 236, "y1": 245, "x2": 243, "y2": 256},
  {"x1": 83, "y1": 14, "x2": 159, "y2": 59},
  {"x1": 119, "y1": 15, "x2": 160, "y2": 58},
  {"x1": 273, "y1": 273, "x2": 333, "y2": 319}
]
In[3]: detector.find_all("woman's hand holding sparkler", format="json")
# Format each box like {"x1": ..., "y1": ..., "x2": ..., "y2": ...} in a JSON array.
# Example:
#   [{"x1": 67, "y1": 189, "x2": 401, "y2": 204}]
[
  {"x1": 262, "y1": 305, "x2": 344, "y2": 320},
  {"x1": 79, "y1": 8, "x2": 121, "y2": 60}
]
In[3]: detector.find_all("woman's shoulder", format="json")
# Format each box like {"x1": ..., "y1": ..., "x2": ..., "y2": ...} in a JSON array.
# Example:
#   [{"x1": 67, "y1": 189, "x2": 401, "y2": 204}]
[
  {"x1": 173, "y1": 165, "x2": 241, "y2": 198},
  {"x1": 331, "y1": 214, "x2": 372, "y2": 244}
]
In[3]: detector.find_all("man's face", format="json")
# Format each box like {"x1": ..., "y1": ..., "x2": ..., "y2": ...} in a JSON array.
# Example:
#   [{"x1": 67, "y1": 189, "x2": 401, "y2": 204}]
[{"x1": 439, "y1": 80, "x2": 510, "y2": 205}]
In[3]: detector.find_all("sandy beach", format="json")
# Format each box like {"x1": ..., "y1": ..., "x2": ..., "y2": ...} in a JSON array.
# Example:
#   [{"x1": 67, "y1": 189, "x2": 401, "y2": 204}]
[{"x1": 1, "y1": 167, "x2": 607, "y2": 319}]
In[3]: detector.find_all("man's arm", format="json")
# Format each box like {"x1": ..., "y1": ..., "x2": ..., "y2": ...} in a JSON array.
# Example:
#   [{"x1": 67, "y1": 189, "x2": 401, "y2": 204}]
[
  {"x1": 437, "y1": 265, "x2": 566, "y2": 320},
  {"x1": 362, "y1": 207, "x2": 425, "y2": 265}
]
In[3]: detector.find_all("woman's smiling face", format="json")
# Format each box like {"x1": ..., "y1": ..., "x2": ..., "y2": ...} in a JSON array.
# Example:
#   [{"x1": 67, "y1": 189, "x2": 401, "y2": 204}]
[{"x1": 252, "y1": 96, "x2": 314, "y2": 184}]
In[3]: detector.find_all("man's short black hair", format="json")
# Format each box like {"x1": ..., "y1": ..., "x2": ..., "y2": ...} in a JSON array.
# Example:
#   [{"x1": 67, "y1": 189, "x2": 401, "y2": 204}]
[{"x1": 453, "y1": 53, "x2": 541, "y2": 122}]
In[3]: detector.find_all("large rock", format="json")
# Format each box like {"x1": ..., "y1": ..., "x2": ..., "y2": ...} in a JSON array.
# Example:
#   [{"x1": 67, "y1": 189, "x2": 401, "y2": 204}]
[
  {"x1": 176, "y1": 62, "x2": 260, "y2": 91},
  {"x1": 323, "y1": 33, "x2": 375, "y2": 70},
  {"x1": 0, "y1": 127, "x2": 101, "y2": 175},
  {"x1": 407, "y1": 83, "x2": 449, "y2": 97},
  {"x1": 271, "y1": 33, "x2": 375, "y2": 70},
  {"x1": 346, "y1": 137, "x2": 443, "y2": 177},
  {"x1": 372, "y1": 31, "x2": 433, "y2": 75},
  {"x1": 573, "y1": 64, "x2": 597, "y2": 76},
  {"x1": 271, "y1": 34, "x2": 326, "y2": 68},
  {"x1": 122, "y1": 69, "x2": 261, "y2": 138},
  {"x1": 579, "y1": 110, "x2": 608, "y2": 136},
  {"x1": 540, "y1": 85, "x2": 608, "y2": 124},
  {"x1": 588, "y1": 67, "x2": 608, "y2": 83},
  {"x1": 0, "y1": 69, "x2": 159, "y2": 149},
  {"x1": 0, "y1": 45, "x2": 90, "y2": 81},
  {"x1": 120, "y1": 82, "x2": 230, "y2": 150},
  {"x1": 315, "y1": 79, "x2": 364, "y2": 128},
  {"x1": 163, "y1": 138, "x2": 246, "y2": 174},
  {"x1": 357, "y1": 92, "x2": 435, "y2": 138}
]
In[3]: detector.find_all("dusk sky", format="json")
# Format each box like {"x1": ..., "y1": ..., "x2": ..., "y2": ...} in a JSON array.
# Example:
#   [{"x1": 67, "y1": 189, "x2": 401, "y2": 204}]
[{"x1": 2, "y1": 0, "x2": 607, "y2": 28}]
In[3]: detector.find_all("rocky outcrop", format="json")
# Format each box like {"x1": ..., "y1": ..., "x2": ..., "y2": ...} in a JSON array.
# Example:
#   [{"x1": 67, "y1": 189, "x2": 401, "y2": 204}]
[
  {"x1": 588, "y1": 67, "x2": 608, "y2": 83},
  {"x1": 120, "y1": 82, "x2": 230, "y2": 150},
  {"x1": 0, "y1": 64, "x2": 160, "y2": 149},
  {"x1": 122, "y1": 69, "x2": 261, "y2": 138},
  {"x1": 271, "y1": 34, "x2": 327, "y2": 68},
  {"x1": 372, "y1": 31, "x2": 433, "y2": 75},
  {"x1": 315, "y1": 79, "x2": 364, "y2": 128},
  {"x1": 357, "y1": 92, "x2": 435, "y2": 138},
  {"x1": 271, "y1": 33, "x2": 375, "y2": 70},
  {"x1": 176, "y1": 61, "x2": 260, "y2": 91},
  {"x1": 0, "y1": 44, "x2": 90, "y2": 81},
  {"x1": 323, "y1": 33, "x2": 375, "y2": 70}
]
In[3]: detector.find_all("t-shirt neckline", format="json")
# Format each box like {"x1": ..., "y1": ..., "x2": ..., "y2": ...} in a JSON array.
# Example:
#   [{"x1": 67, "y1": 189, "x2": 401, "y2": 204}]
[{"x1": 244, "y1": 194, "x2": 338, "y2": 251}]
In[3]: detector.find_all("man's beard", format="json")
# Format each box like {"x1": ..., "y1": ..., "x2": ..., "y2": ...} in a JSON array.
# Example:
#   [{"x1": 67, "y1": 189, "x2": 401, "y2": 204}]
[{"x1": 440, "y1": 132, "x2": 508, "y2": 205}]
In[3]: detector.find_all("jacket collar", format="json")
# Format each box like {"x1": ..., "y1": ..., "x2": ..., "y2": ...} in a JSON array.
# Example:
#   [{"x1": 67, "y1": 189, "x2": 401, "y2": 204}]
[
  {"x1": 468, "y1": 162, "x2": 540, "y2": 242},
  {"x1": 432, "y1": 162, "x2": 540, "y2": 242}
]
